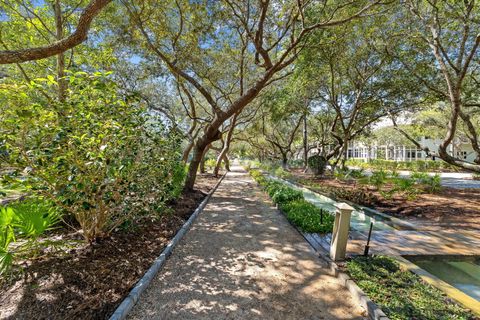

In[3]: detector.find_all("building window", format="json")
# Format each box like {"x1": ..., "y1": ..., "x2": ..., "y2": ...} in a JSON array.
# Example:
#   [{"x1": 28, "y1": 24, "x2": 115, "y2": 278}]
[{"x1": 457, "y1": 151, "x2": 467, "y2": 160}]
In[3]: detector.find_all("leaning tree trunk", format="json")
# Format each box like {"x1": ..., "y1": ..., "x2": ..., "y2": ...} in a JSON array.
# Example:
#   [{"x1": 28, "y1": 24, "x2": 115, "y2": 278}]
[
  {"x1": 224, "y1": 155, "x2": 230, "y2": 171},
  {"x1": 184, "y1": 144, "x2": 206, "y2": 191},
  {"x1": 435, "y1": 97, "x2": 480, "y2": 172},
  {"x1": 303, "y1": 113, "x2": 308, "y2": 169},
  {"x1": 214, "y1": 113, "x2": 238, "y2": 177},
  {"x1": 184, "y1": 126, "x2": 223, "y2": 191},
  {"x1": 182, "y1": 139, "x2": 195, "y2": 162},
  {"x1": 199, "y1": 144, "x2": 211, "y2": 174}
]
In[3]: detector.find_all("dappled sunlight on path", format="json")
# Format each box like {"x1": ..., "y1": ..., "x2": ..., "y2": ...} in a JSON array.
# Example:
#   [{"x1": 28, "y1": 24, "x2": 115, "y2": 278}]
[{"x1": 129, "y1": 167, "x2": 365, "y2": 319}]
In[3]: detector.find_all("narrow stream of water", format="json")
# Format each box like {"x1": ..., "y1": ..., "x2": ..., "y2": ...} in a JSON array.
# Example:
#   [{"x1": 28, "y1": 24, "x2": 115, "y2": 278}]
[
  {"x1": 409, "y1": 256, "x2": 480, "y2": 302},
  {"x1": 266, "y1": 175, "x2": 480, "y2": 303},
  {"x1": 268, "y1": 175, "x2": 395, "y2": 232}
]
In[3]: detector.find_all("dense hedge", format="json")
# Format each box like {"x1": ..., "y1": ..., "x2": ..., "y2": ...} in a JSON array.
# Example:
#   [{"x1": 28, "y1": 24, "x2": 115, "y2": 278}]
[{"x1": 346, "y1": 159, "x2": 459, "y2": 172}]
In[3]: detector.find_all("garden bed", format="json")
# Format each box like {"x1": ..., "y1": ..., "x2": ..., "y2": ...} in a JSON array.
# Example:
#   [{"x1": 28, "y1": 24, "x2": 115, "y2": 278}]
[
  {"x1": 0, "y1": 174, "x2": 219, "y2": 320},
  {"x1": 345, "y1": 255, "x2": 478, "y2": 320},
  {"x1": 292, "y1": 172, "x2": 480, "y2": 231}
]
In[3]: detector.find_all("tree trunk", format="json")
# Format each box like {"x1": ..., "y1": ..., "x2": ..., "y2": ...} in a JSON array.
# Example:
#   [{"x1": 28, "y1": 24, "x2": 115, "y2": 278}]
[
  {"x1": 224, "y1": 155, "x2": 230, "y2": 171},
  {"x1": 182, "y1": 140, "x2": 195, "y2": 162},
  {"x1": 54, "y1": 0, "x2": 67, "y2": 103},
  {"x1": 436, "y1": 97, "x2": 480, "y2": 172},
  {"x1": 281, "y1": 154, "x2": 288, "y2": 169},
  {"x1": 184, "y1": 143, "x2": 205, "y2": 191},
  {"x1": 303, "y1": 113, "x2": 308, "y2": 169},
  {"x1": 200, "y1": 144, "x2": 211, "y2": 174},
  {"x1": 214, "y1": 113, "x2": 238, "y2": 177}
]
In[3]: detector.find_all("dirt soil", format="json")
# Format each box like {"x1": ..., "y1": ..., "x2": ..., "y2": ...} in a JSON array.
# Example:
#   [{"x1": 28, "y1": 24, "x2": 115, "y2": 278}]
[
  {"x1": 293, "y1": 172, "x2": 480, "y2": 231},
  {"x1": 0, "y1": 174, "x2": 219, "y2": 320}
]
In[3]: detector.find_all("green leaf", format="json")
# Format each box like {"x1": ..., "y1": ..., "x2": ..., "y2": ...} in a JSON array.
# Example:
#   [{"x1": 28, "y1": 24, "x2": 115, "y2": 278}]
[{"x1": 0, "y1": 249, "x2": 13, "y2": 275}]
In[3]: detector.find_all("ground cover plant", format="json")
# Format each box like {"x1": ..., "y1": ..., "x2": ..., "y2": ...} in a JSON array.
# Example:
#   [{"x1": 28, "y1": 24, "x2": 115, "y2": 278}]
[
  {"x1": 346, "y1": 255, "x2": 476, "y2": 320},
  {"x1": 249, "y1": 169, "x2": 334, "y2": 234},
  {"x1": 282, "y1": 200, "x2": 334, "y2": 233}
]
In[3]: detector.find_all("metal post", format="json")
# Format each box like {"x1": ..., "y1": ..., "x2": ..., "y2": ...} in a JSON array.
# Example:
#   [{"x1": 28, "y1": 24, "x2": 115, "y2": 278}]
[{"x1": 364, "y1": 222, "x2": 374, "y2": 256}]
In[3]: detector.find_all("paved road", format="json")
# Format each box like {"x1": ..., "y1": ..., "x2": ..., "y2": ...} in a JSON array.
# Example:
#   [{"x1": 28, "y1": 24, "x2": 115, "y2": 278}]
[{"x1": 129, "y1": 167, "x2": 365, "y2": 320}]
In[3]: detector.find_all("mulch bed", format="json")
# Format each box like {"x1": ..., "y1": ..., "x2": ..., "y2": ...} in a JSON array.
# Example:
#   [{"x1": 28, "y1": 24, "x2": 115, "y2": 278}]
[
  {"x1": 0, "y1": 174, "x2": 219, "y2": 320},
  {"x1": 293, "y1": 173, "x2": 480, "y2": 230}
]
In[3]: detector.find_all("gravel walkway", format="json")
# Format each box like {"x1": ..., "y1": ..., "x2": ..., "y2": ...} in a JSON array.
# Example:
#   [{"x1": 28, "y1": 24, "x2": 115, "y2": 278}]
[{"x1": 129, "y1": 167, "x2": 366, "y2": 320}]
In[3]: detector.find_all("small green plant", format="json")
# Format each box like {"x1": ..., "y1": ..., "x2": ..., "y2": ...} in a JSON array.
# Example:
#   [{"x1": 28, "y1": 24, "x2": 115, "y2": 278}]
[
  {"x1": 204, "y1": 158, "x2": 217, "y2": 170},
  {"x1": 347, "y1": 256, "x2": 474, "y2": 320},
  {"x1": 265, "y1": 180, "x2": 285, "y2": 198},
  {"x1": 249, "y1": 169, "x2": 267, "y2": 185},
  {"x1": 271, "y1": 186, "x2": 304, "y2": 205},
  {"x1": 335, "y1": 168, "x2": 365, "y2": 180},
  {"x1": 282, "y1": 200, "x2": 334, "y2": 233},
  {"x1": 369, "y1": 170, "x2": 389, "y2": 190},
  {"x1": 393, "y1": 177, "x2": 419, "y2": 200},
  {"x1": 274, "y1": 167, "x2": 291, "y2": 179},
  {"x1": 411, "y1": 171, "x2": 429, "y2": 182},
  {"x1": 0, "y1": 198, "x2": 61, "y2": 275},
  {"x1": 425, "y1": 174, "x2": 442, "y2": 193}
]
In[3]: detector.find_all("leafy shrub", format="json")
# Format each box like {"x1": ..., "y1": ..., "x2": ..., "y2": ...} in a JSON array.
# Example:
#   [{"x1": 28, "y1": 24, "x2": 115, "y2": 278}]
[
  {"x1": 264, "y1": 180, "x2": 285, "y2": 198},
  {"x1": 368, "y1": 170, "x2": 389, "y2": 190},
  {"x1": 1, "y1": 72, "x2": 184, "y2": 241},
  {"x1": 204, "y1": 158, "x2": 217, "y2": 170},
  {"x1": 167, "y1": 162, "x2": 187, "y2": 199},
  {"x1": 271, "y1": 186, "x2": 304, "y2": 205},
  {"x1": 346, "y1": 159, "x2": 458, "y2": 172},
  {"x1": 282, "y1": 200, "x2": 334, "y2": 233},
  {"x1": 411, "y1": 172, "x2": 442, "y2": 193},
  {"x1": 392, "y1": 177, "x2": 418, "y2": 200},
  {"x1": 308, "y1": 154, "x2": 328, "y2": 175},
  {"x1": 249, "y1": 169, "x2": 267, "y2": 186},
  {"x1": 411, "y1": 171, "x2": 429, "y2": 182},
  {"x1": 274, "y1": 167, "x2": 291, "y2": 179},
  {"x1": 347, "y1": 256, "x2": 474, "y2": 320},
  {"x1": 335, "y1": 168, "x2": 365, "y2": 180},
  {"x1": 426, "y1": 174, "x2": 442, "y2": 193},
  {"x1": 0, "y1": 198, "x2": 60, "y2": 274}
]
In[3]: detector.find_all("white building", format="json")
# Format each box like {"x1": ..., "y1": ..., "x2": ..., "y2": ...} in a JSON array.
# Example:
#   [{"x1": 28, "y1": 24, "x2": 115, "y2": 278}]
[{"x1": 346, "y1": 137, "x2": 476, "y2": 163}]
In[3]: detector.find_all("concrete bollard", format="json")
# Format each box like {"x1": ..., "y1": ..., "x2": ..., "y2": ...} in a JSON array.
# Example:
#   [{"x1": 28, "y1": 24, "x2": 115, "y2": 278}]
[{"x1": 330, "y1": 202, "x2": 354, "y2": 261}]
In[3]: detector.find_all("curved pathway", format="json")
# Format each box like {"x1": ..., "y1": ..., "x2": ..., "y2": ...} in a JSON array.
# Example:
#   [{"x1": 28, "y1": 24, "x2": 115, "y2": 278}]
[{"x1": 129, "y1": 167, "x2": 365, "y2": 320}]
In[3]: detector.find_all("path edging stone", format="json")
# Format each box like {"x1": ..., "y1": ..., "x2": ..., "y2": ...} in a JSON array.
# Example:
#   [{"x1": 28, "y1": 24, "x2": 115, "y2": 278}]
[
  {"x1": 252, "y1": 169, "x2": 389, "y2": 320},
  {"x1": 277, "y1": 204, "x2": 390, "y2": 320},
  {"x1": 109, "y1": 172, "x2": 227, "y2": 320}
]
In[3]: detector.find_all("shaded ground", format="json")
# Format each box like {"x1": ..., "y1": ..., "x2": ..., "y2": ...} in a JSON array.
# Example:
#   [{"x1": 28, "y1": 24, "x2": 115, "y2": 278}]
[
  {"x1": 292, "y1": 171, "x2": 480, "y2": 231},
  {"x1": 129, "y1": 167, "x2": 366, "y2": 320},
  {"x1": 0, "y1": 174, "x2": 219, "y2": 320}
]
